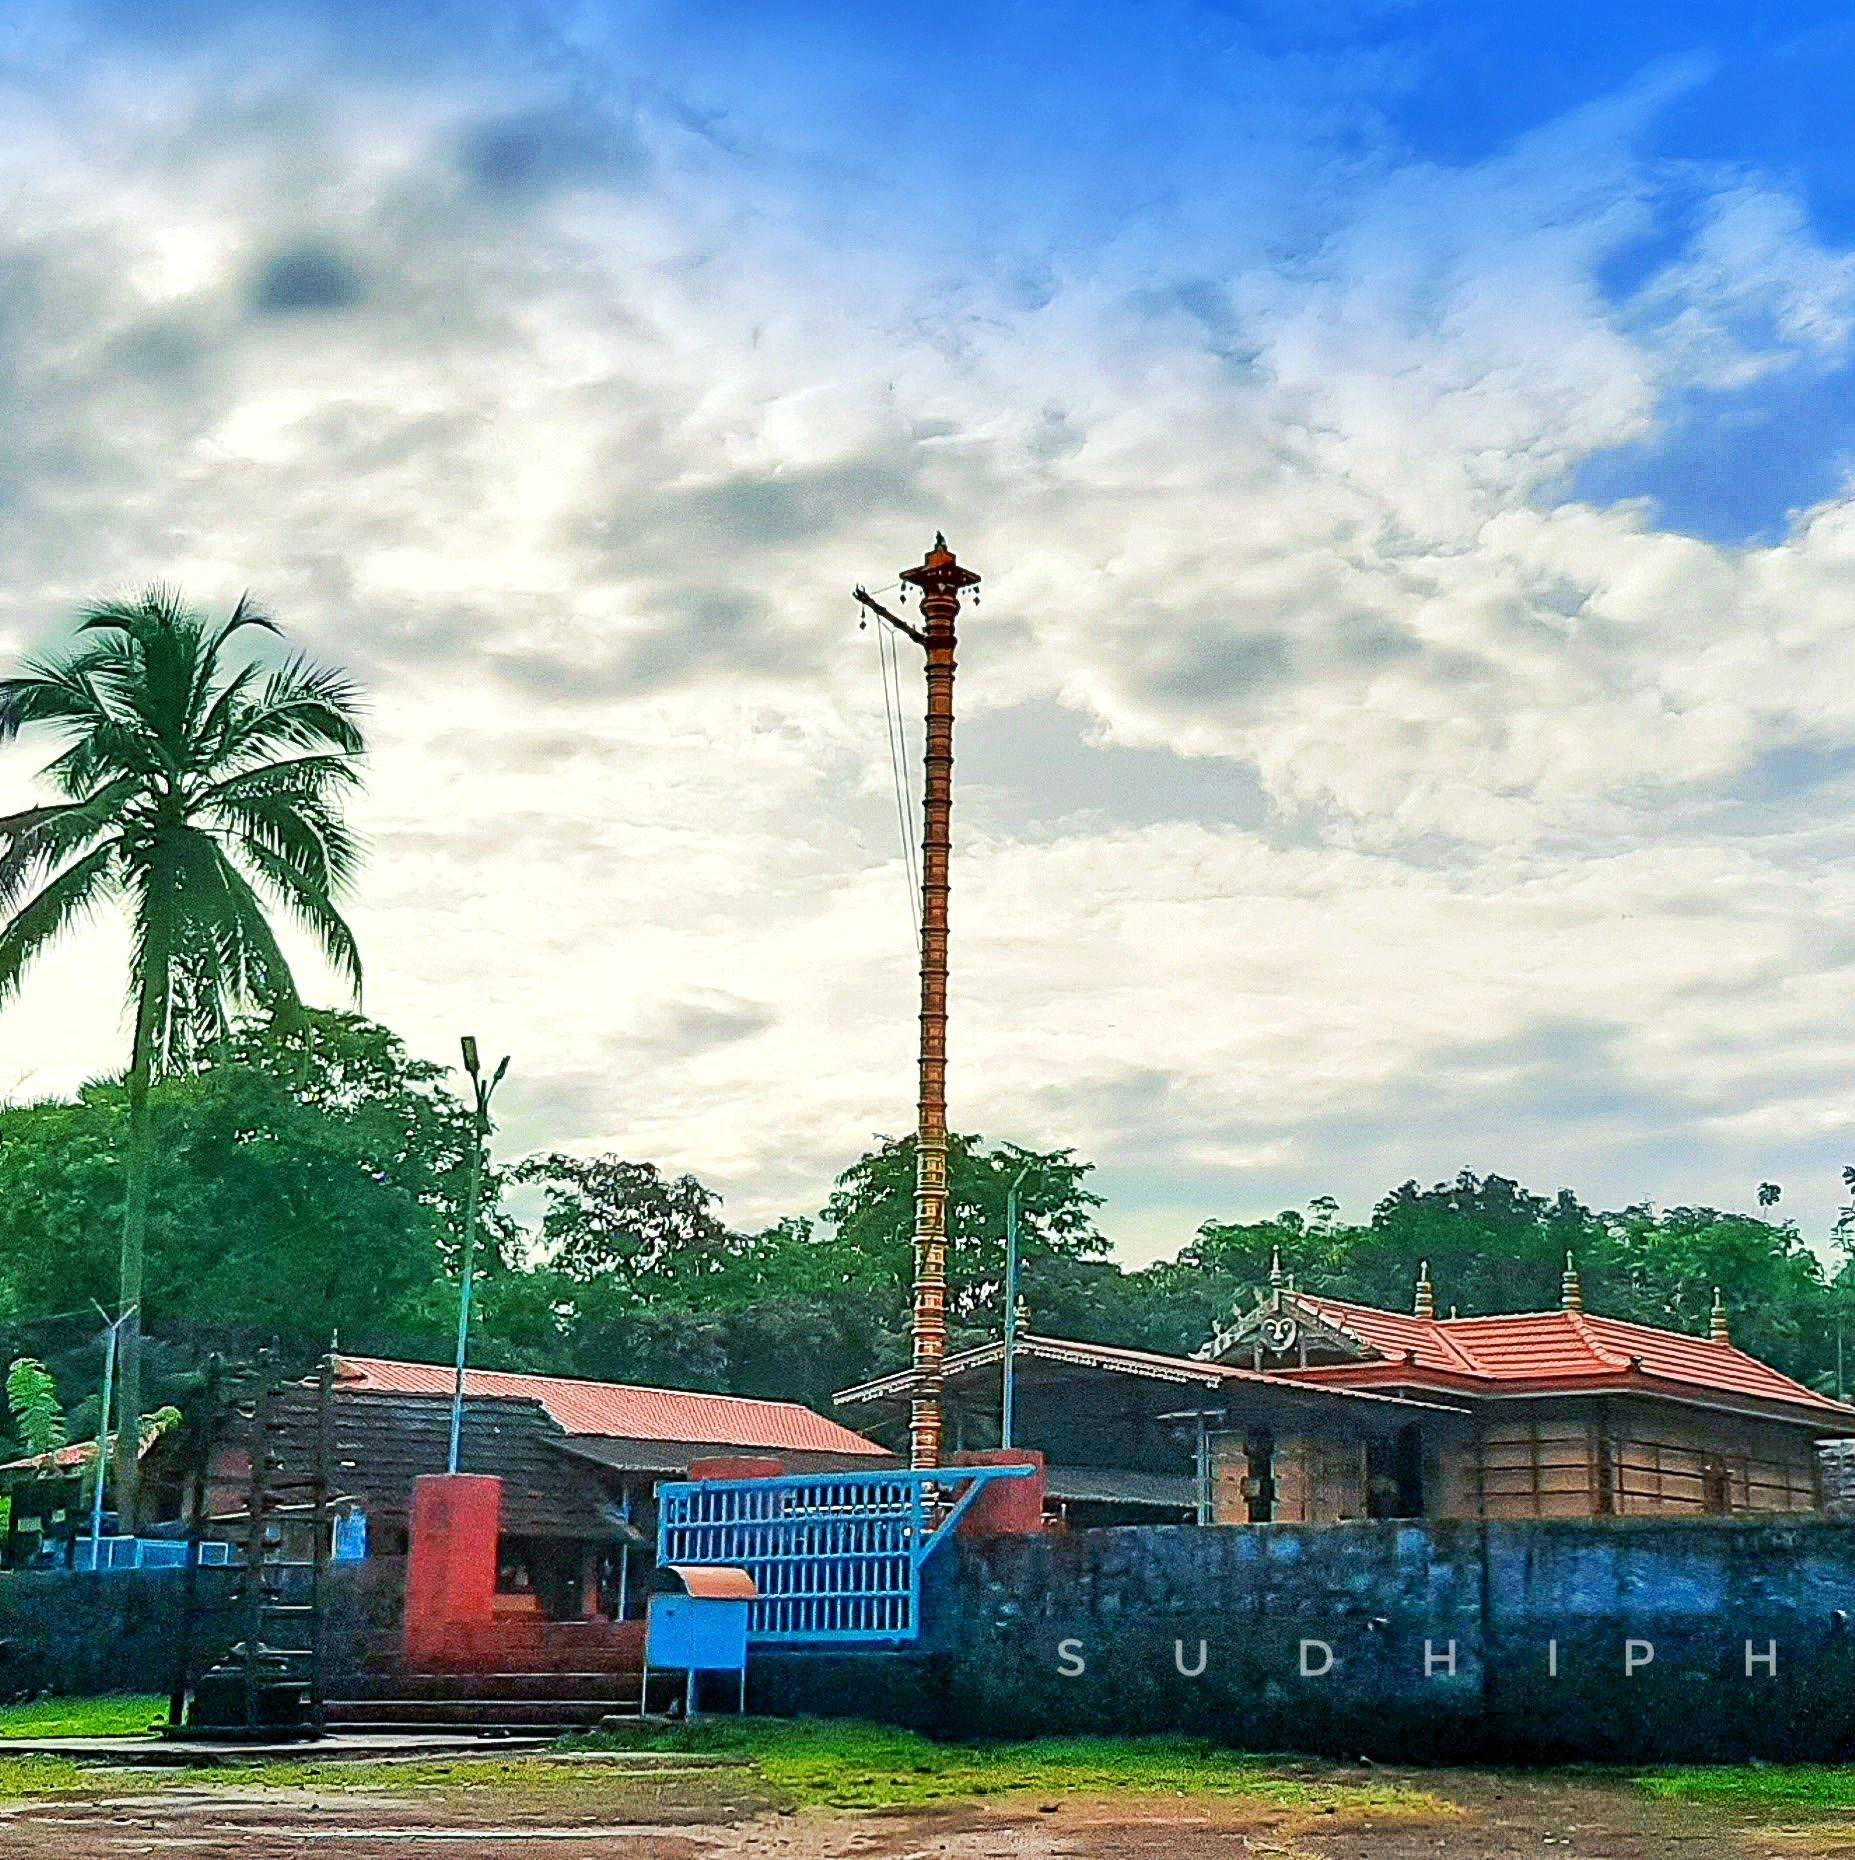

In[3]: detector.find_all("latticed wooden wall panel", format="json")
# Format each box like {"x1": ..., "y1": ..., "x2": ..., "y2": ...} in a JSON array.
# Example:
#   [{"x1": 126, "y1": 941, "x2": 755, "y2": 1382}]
[
  {"x1": 1206, "y1": 1430, "x2": 1369, "y2": 1523},
  {"x1": 1605, "y1": 1401, "x2": 1818, "y2": 1517},
  {"x1": 1476, "y1": 1417, "x2": 1598, "y2": 1519}
]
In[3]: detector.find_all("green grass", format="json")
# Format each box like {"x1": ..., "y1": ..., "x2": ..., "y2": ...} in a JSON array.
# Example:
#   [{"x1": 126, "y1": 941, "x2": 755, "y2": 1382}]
[
  {"x1": 0, "y1": 1755, "x2": 127, "y2": 1800},
  {"x1": 1638, "y1": 1766, "x2": 1855, "y2": 1811},
  {"x1": 0, "y1": 1695, "x2": 166, "y2": 1740},
  {"x1": 0, "y1": 1697, "x2": 169, "y2": 1802},
  {"x1": 573, "y1": 1718, "x2": 1452, "y2": 1816}
]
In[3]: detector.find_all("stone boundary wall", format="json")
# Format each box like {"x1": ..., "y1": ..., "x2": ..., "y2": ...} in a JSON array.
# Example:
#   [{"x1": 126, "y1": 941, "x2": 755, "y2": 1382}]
[
  {"x1": 0, "y1": 1568, "x2": 241, "y2": 1699},
  {"x1": 1818, "y1": 1439, "x2": 1855, "y2": 1517},
  {"x1": 752, "y1": 1517, "x2": 1855, "y2": 1762},
  {"x1": 0, "y1": 1558, "x2": 405, "y2": 1701}
]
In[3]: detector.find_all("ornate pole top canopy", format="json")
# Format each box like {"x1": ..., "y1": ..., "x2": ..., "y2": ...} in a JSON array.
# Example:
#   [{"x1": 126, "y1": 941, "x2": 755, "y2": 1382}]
[{"x1": 900, "y1": 534, "x2": 981, "y2": 600}]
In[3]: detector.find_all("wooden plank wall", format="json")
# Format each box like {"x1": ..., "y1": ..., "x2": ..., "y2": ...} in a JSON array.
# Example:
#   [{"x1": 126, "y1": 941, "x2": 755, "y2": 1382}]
[
  {"x1": 1605, "y1": 1401, "x2": 1817, "y2": 1517},
  {"x1": 1477, "y1": 1415, "x2": 1599, "y2": 1519},
  {"x1": 1469, "y1": 1402, "x2": 1818, "y2": 1519},
  {"x1": 1211, "y1": 1404, "x2": 1821, "y2": 1523},
  {"x1": 1208, "y1": 1433, "x2": 1249, "y2": 1524},
  {"x1": 1284, "y1": 1436, "x2": 1368, "y2": 1522}
]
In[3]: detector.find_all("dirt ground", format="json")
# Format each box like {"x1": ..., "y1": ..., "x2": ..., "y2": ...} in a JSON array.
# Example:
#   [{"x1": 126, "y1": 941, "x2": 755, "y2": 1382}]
[{"x1": 3, "y1": 1766, "x2": 1852, "y2": 1860}]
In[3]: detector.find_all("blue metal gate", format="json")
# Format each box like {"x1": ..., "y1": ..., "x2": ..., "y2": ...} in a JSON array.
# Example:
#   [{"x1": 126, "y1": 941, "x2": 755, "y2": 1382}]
[{"x1": 655, "y1": 1465, "x2": 1032, "y2": 1645}]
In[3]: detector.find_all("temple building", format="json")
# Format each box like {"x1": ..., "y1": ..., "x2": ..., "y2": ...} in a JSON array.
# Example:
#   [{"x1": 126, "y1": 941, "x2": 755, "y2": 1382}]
[{"x1": 836, "y1": 1258, "x2": 1855, "y2": 1525}]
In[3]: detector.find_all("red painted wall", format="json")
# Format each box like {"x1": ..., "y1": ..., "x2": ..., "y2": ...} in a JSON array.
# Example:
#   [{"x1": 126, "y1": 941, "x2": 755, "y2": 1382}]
[{"x1": 949, "y1": 1449, "x2": 1047, "y2": 1539}]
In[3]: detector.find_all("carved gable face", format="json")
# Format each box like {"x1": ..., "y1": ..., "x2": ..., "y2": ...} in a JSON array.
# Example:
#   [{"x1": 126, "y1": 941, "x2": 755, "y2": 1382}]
[
  {"x1": 1202, "y1": 1291, "x2": 1375, "y2": 1368},
  {"x1": 1257, "y1": 1311, "x2": 1300, "y2": 1355}
]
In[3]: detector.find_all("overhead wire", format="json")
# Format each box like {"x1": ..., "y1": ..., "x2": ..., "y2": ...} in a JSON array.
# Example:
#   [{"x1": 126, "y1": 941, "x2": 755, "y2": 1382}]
[
  {"x1": 873, "y1": 607, "x2": 922, "y2": 948},
  {"x1": 886, "y1": 617, "x2": 923, "y2": 910}
]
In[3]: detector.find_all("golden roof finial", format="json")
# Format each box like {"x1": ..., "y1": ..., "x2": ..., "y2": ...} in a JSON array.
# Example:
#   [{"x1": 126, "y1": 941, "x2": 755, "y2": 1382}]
[
  {"x1": 1710, "y1": 1286, "x2": 1730, "y2": 1345},
  {"x1": 1414, "y1": 1259, "x2": 1435, "y2": 1320},
  {"x1": 1561, "y1": 1251, "x2": 1584, "y2": 1314}
]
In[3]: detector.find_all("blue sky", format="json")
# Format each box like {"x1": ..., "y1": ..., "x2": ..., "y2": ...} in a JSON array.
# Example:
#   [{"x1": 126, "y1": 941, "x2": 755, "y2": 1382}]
[{"x1": 4, "y1": 1, "x2": 1855, "y2": 1263}]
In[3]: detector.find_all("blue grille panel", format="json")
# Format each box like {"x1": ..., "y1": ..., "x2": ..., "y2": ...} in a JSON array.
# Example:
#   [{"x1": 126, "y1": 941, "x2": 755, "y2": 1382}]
[
  {"x1": 656, "y1": 1465, "x2": 1033, "y2": 1645},
  {"x1": 658, "y1": 1470, "x2": 926, "y2": 1643}
]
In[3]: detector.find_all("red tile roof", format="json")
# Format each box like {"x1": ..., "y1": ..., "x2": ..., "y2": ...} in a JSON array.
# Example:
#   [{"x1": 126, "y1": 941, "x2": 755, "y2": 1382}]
[
  {"x1": 1272, "y1": 1297, "x2": 1853, "y2": 1421},
  {"x1": 0, "y1": 1438, "x2": 98, "y2": 1476},
  {"x1": 332, "y1": 1355, "x2": 887, "y2": 1457},
  {"x1": 1289, "y1": 1297, "x2": 1478, "y2": 1374}
]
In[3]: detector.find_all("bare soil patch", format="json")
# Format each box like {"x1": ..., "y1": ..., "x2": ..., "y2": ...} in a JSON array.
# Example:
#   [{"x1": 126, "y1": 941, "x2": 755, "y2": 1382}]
[{"x1": 2, "y1": 1764, "x2": 1851, "y2": 1860}]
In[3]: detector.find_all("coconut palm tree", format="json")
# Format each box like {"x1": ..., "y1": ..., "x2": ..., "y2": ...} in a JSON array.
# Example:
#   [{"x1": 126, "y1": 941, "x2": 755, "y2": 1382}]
[{"x1": 0, "y1": 588, "x2": 364, "y2": 1525}]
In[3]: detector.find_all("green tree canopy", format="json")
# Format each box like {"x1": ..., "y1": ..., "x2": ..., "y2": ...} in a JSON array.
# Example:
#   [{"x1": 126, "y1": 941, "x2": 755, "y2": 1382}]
[
  {"x1": 820, "y1": 1132, "x2": 1106, "y2": 1339},
  {"x1": 0, "y1": 1012, "x2": 469, "y2": 1371}
]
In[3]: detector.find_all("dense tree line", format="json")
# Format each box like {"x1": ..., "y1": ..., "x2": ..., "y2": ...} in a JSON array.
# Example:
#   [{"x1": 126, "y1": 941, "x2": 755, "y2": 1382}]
[{"x1": 4, "y1": 1007, "x2": 1853, "y2": 1461}]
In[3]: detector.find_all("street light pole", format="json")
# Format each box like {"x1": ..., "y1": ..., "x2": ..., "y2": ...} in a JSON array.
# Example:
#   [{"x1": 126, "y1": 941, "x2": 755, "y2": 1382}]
[
  {"x1": 88, "y1": 1302, "x2": 132, "y2": 1565},
  {"x1": 448, "y1": 1037, "x2": 509, "y2": 1476},
  {"x1": 856, "y1": 535, "x2": 981, "y2": 1471},
  {"x1": 1002, "y1": 1164, "x2": 1030, "y2": 1451}
]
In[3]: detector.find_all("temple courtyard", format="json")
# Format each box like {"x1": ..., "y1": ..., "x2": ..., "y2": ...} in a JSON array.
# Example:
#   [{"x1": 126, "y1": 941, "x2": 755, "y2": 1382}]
[{"x1": 3, "y1": 1714, "x2": 1855, "y2": 1858}]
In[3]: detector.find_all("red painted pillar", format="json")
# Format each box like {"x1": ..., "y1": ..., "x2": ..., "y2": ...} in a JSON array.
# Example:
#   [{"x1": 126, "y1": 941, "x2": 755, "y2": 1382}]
[
  {"x1": 949, "y1": 1448, "x2": 1046, "y2": 1539},
  {"x1": 403, "y1": 1473, "x2": 501, "y2": 1669}
]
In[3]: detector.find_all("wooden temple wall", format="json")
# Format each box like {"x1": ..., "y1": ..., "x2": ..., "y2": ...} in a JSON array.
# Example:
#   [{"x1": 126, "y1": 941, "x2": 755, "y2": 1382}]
[
  {"x1": 1603, "y1": 1400, "x2": 1817, "y2": 1517},
  {"x1": 1473, "y1": 1399, "x2": 1819, "y2": 1519},
  {"x1": 1205, "y1": 1400, "x2": 1821, "y2": 1524}
]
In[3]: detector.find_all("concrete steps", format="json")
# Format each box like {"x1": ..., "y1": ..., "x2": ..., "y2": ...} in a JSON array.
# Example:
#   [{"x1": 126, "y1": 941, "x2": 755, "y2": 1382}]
[
  {"x1": 324, "y1": 1664, "x2": 683, "y2": 1734},
  {"x1": 325, "y1": 1697, "x2": 631, "y2": 1732},
  {"x1": 391, "y1": 1671, "x2": 642, "y2": 1702},
  {"x1": 337, "y1": 1615, "x2": 659, "y2": 1729}
]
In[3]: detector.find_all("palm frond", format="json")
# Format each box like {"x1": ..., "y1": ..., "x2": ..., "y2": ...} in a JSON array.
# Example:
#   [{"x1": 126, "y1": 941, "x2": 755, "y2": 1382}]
[
  {"x1": 216, "y1": 654, "x2": 365, "y2": 768},
  {"x1": 0, "y1": 842, "x2": 117, "y2": 1005},
  {"x1": 0, "y1": 778, "x2": 136, "y2": 914},
  {"x1": 87, "y1": 595, "x2": 200, "y2": 774},
  {"x1": 218, "y1": 787, "x2": 361, "y2": 894},
  {"x1": 185, "y1": 593, "x2": 279, "y2": 759},
  {"x1": 77, "y1": 584, "x2": 191, "y2": 639},
  {"x1": 139, "y1": 829, "x2": 299, "y2": 1064},
  {"x1": 190, "y1": 839, "x2": 302, "y2": 1019},
  {"x1": 201, "y1": 753, "x2": 362, "y2": 809},
  {"x1": 236, "y1": 837, "x2": 364, "y2": 997},
  {"x1": 191, "y1": 660, "x2": 265, "y2": 771},
  {"x1": 0, "y1": 658, "x2": 116, "y2": 744},
  {"x1": 202, "y1": 590, "x2": 281, "y2": 659}
]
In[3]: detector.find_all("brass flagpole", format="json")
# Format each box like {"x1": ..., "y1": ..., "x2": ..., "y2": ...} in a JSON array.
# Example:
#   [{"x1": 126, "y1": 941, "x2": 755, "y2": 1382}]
[{"x1": 855, "y1": 535, "x2": 981, "y2": 1469}]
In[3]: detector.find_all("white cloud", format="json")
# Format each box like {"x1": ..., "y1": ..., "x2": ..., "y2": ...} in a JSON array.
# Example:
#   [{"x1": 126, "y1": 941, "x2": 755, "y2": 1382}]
[{"x1": 3, "y1": 8, "x2": 1855, "y2": 1264}]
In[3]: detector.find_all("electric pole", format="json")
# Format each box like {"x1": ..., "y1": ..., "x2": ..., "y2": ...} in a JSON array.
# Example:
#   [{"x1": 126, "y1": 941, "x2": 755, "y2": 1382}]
[{"x1": 855, "y1": 535, "x2": 981, "y2": 1470}]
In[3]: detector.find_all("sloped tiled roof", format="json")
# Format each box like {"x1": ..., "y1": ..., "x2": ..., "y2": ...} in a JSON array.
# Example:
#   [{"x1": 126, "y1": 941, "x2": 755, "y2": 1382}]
[
  {"x1": 836, "y1": 1332, "x2": 1467, "y2": 1415},
  {"x1": 333, "y1": 1354, "x2": 887, "y2": 1457},
  {"x1": 0, "y1": 1431, "x2": 164, "y2": 1479},
  {"x1": 240, "y1": 1386, "x2": 615, "y2": 1537},
  {"x1": 0, "y1": 1438, "x2": 98, "y2": 1477},
  {"x1": 1288, "y1": 1297, "x2": 1479, "y2": 1374},
  {"x1": 1271, "y1": 1297, "x2": 1853, "y2": 1422}
]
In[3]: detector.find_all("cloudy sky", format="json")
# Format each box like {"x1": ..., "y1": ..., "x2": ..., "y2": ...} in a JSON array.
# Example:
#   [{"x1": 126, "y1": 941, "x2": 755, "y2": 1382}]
[{"x1": 4, "y1": 2, "x2": 1855, "y2": 1262}]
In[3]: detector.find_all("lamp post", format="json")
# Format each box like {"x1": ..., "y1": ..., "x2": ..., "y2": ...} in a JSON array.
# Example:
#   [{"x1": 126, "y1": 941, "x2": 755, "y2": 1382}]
[
  {"x1": 87, "y1": 1302, "x2": 134, "y2": 1565},
  {"x1": 1002, "y1": 1164, "x2": 1030, "y2": 1450},
  {"x1": 448, "y1": 1037, "x2": 509, "y2": 1476}
]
